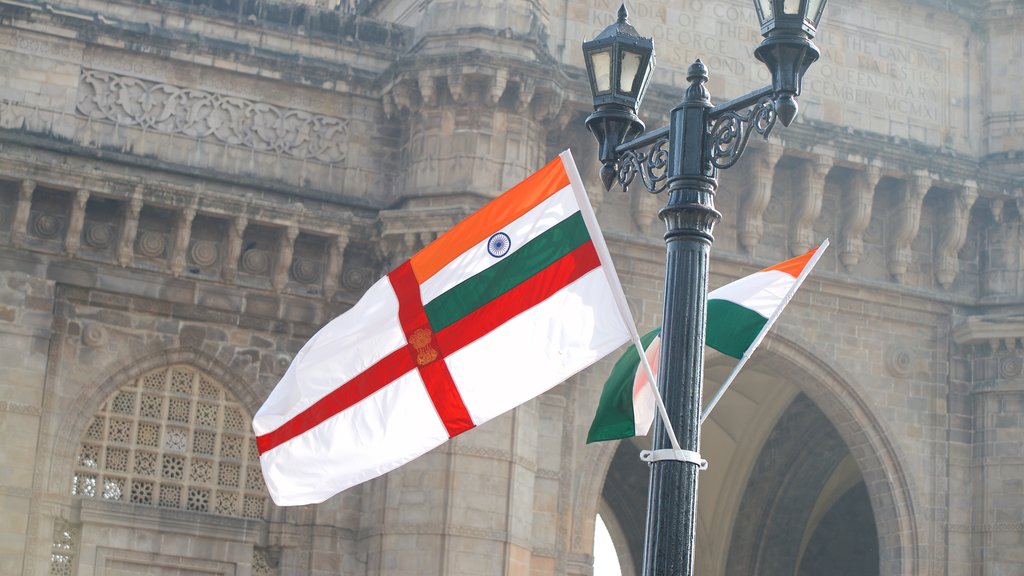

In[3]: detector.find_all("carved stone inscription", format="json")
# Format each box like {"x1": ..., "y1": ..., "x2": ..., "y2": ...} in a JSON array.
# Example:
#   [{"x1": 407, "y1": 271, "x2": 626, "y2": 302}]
[
  {"x1": 576, "y1": 0, "x2": 958, "y2": 141},
  {"x1": 588, "y1": 0, "x2": 767, "y2": 84},
  {"x1": 804, "y1": 24, "x2": 948, "y2": 125}
]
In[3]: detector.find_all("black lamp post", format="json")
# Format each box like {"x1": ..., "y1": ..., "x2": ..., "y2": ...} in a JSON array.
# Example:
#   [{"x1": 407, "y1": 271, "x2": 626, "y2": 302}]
[{"x1": 583, "y1": 2, "x2": 826, "y2": 575}]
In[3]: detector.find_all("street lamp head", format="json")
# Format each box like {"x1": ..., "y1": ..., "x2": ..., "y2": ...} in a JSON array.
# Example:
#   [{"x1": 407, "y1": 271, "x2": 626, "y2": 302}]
[
  {"x1": 582, "y1": 4, "x2": 655, "y2": 112},
  {"x1": 583, "y1": 4, "x2": 655, "y2": 189},
  {"x1": 753, "y1": 0, "x2": 826, "y2": 126},
  {"x1": 753, "y1": 0, "x2": 827, "y2": 38}
]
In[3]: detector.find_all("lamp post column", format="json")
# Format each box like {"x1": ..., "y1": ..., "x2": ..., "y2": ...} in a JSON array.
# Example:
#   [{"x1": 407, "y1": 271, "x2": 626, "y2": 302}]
[{"x1": 643, "y1": 60, "x2": 720, "y2": 576}]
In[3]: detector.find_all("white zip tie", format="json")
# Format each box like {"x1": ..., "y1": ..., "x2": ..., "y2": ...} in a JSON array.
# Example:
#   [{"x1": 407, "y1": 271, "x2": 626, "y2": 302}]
[{"x1": 640, "y1": 449, "x2": 708, "y2": 470}]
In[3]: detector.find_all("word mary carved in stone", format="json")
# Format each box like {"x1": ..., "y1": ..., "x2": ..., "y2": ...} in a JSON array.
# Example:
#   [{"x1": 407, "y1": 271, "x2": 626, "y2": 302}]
[{"x1": 76, "y1": 70, "x2": 348, "y2": 163}]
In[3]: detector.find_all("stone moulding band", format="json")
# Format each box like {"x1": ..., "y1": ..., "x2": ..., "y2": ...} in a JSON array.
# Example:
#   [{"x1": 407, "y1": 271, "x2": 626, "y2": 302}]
[{"x1": 75, "y1": 69, "x2": 348, "y2": 163}]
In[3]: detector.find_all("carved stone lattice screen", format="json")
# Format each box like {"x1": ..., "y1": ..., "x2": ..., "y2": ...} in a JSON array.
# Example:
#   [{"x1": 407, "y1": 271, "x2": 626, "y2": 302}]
[
  {"x1": 71, "y1": 365, "x2": 268, "y2": 519},
  {"x1": 49, "y1": 521, "x2": 76, "y2": 576}
]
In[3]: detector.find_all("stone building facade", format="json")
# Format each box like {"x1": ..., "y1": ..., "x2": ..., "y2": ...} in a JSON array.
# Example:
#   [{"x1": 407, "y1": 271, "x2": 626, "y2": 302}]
[{"x1": 0, "y1": 0, "x2": 1021, "y2": 574}]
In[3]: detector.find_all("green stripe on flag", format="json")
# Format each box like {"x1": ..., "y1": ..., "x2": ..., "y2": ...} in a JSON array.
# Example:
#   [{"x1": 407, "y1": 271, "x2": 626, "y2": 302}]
[
  {"x1": 706, "y1": 299, "x2": 769, "y2": 359},
  {"x1": 424, "y1": 212, "x2": 591, "y2": 332},
  {"x1": 587, "y1": 328, "x2": 661, "y2": 443}
]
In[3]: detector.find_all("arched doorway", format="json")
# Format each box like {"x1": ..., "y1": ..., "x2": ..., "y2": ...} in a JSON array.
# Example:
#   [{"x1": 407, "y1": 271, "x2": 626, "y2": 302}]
[{"x1": 596, "y1": 340, "x2": 917, "y2": 576}]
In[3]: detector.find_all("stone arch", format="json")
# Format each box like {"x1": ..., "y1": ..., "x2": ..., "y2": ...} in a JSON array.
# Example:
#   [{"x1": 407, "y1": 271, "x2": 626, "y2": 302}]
[
  {"x1": 48, "y1": 346, "x2": 266, "y2": 498},
  {"x1": 570, "y1": 430, "x2": 620, "y2": 566},
  {"x1": 752, "y1": 333, "x2": 921, "y2": 575},
  {"x1": 724, "y1": 394, "x2": 874, "y2": 575},
  {"x1": 576, "y1": 332, "x2": 921, "y2": 576}
]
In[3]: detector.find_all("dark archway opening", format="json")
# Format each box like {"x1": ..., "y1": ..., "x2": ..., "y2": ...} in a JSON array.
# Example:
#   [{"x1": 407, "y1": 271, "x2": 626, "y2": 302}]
[
  {"x1": 602, "y1": 441, "x2": 648, "y2": 576},
  {"x1": 798, "y1": 482, "x2": 879, "y2": 576},
  {"x1": 726, "y1": 393, "x2": 880, "y2": 576}
]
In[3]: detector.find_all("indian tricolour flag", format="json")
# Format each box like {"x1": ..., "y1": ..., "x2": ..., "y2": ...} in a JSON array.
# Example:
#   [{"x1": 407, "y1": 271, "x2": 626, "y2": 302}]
[
  {"x1": 254, "y1": 150, "x2": 633, "y2": 505},
  {"x1": 587, "y1": 240, "x2": 828, "y2": 443}
]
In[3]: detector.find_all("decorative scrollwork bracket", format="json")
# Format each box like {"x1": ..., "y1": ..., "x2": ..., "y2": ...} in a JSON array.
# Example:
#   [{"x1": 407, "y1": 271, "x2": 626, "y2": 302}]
[
  {"x1": 617, "y1": 134, "x2": 671, "y2": 194},
  {"x1": 709, "y1": 94, "x2": 779, "y2": 170}
]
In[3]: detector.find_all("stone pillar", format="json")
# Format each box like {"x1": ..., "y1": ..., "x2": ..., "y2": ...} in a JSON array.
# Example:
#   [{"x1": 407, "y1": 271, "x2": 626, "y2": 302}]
[
  {"x1": 381, "y1": 0, "x2": 562, "y2": 208},
  {"x1": 981, "y1": 199, "x2": 1024, "y2": 301},
  {"x1": 362, "y1": 4, "x2": 571, "y2": 573},
  {"x1": 954, "y1": 317, "x2": 1024, "y2": 575},
  {"x1": 981, "y1": 1, "x2": 1024, "y2": 174}
]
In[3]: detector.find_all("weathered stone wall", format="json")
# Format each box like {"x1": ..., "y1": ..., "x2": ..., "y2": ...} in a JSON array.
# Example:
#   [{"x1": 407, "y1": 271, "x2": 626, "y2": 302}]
[{"x1": 0, "y1": 0, "x2": 1021, "y2": 575}]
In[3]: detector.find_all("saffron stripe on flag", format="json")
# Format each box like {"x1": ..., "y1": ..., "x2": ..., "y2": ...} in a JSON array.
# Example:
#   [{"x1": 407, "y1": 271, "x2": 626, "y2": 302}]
[
  {"x1": 424, "y1": 212, "x2": 590, "y2": 332},
  {"x1": 419, "y1": 185, "x2": 581, "y2": 306},
  {"x1": 409, "y1": 158, "x2": 570, "y2": 284}
]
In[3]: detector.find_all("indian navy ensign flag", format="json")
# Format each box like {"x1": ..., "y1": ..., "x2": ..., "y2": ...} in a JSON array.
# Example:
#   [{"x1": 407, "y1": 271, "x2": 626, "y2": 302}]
[
  {"x1": 254, "y1": 151, "x2": 632, "y2": 505},
  {"x1": 587, "y1": 240, "x2": 828, "y2": 443}
]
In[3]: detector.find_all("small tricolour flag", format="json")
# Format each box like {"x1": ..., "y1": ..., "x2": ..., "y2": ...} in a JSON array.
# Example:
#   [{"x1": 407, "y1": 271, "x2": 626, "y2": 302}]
[
  {"x1": 587, "y1": 240, "x2": 828, "y2": 443},
  {"x1": 254, "y1": 150, "x2": 633, "y2": 505}
]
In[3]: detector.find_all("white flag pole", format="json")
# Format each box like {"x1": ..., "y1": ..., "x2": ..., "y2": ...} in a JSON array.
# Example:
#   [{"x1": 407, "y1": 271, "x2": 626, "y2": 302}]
[
  {"x1": 560, "y1": 150, "x2": 684, "y2": 454},
  {"x1": 700, "y1": 238, "x2": 830, "y2": 424}
]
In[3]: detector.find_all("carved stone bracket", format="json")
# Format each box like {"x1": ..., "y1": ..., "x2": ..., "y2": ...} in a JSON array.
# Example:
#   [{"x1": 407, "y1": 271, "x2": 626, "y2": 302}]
[
  {"x1": 888, "y1": 171, "x2": 931, "y2": 283},
  {"x1": 171, "y1": 202, "x2": 197, "y2": 276},
  {"x1": 323, "y1": 234, "x2": 350, "y2": 300},
  {"x1": 12, "y1": 179, "x2": 35, "y2": 247},
  {"x1": 223, "y1": 216, "x2": 248, "y2": 283},
  {"x1": 381, "y1": 63, "x2": 566, "y2": 122},
  {"x1": 631, "y1": 184, "x2": 661, "y2": 231},
  {"x1": 118, "y1": 187, "x2": 144, "y2": 267},
  {"x1": 839, "y1": 164, "x2": 880, "y2": 270},
  {"x1": 738, "y1": 143, "x2": 783, "y2": 251},
  {"x1": 274, "y1": 226, "x2": 300, "y2": 291},
  {"x1": 515, "y1": 76, "x2": 536, "y2": 114},
  {"x1": 65, "y1": 189, "x2": 89, "y2": 257},
  {"x1": 790, "y1": 153, "x2": 832, "y2": 256},
  {"x1": 935, "y1": 182, "x2": 978, "y2": 289}
]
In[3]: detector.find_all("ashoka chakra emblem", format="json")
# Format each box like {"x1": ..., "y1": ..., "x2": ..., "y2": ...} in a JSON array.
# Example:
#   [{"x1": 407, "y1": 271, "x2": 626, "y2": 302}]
[{"x1": 487, "y1": 232, "x2": 511, "y2": 258}]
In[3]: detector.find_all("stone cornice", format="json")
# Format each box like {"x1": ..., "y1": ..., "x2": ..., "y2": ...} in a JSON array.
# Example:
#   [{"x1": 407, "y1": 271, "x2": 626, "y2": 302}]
[
  {"x1": 559, "y1": 70, "x2": 1023, "y2": 202},
  {"x1": 953, "y1": 314, "x2": 1024, "y2": 348},
  {"x1": 0, "y1": 131, "x2": 381, "y2": 219},
  {"x1": 0, "y1": 0, "x2": 408, "y2": 94}
]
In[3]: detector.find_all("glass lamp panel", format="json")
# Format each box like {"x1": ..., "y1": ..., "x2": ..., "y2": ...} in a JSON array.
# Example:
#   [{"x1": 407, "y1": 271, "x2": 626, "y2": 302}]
[
  {"x1": 590, "y1": 48, "x2": 613, "y2": 93},
  {"x1": 756, "y1": 0, "x2": 774, "y2": 22},
  {"x1": 636, "y1": 59, "x2": 653, "y2": 106},
  {"x1": 783, "y1": 0, "x2": 801, "y2": 14},
  {"x1": 807, "y1": 0, "x2": 825, "y2": 24},
  {"x1": 619, "y1": 50, "x2": 643, "y2": 95}
]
